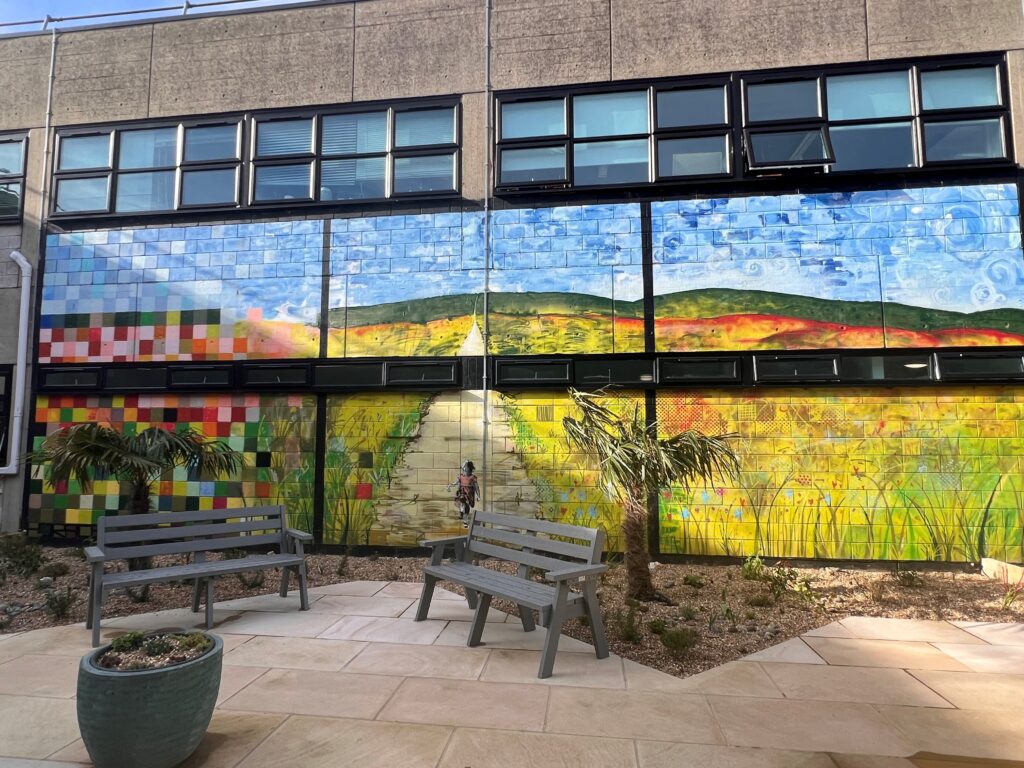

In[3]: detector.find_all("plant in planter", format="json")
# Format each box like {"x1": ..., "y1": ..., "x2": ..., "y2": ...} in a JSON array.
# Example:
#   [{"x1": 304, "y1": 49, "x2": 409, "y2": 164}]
[{"x1": 78, "y1": 630, "x2": 223, "y2": 768}]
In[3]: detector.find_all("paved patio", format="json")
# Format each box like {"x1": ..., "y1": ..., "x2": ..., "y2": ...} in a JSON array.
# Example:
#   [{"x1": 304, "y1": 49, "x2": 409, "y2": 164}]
[{"x1": 0, "y1": 581, "x2": 1022, "y2": 767}]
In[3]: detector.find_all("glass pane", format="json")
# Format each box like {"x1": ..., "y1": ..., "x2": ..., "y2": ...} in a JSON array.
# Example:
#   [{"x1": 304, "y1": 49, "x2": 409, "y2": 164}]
[
  {"x1": 256, "y1": 119, "x2": 313, "y2": 157},
  {"x1": 115, "y1": 170, "x2": 175, "y2": 212},
  {"x1": 756, "y1": 356, "x2": 837, "y2": 380},
  {"x1": 842, "y1": 355, "x2": 932, "y2": 380},
  {"x1": 0, "y1": 140, "x2": 24, "y2": 175},
  {"x1": 942, "y1": 354, "x2": 1024, "y2": 377},
  {"x1": 921, "y1": 67, "x2": 1000, "y2": 110},
  {"x1": 118, "y1": 127, "x2": 178, "y2": 169},
  {"x1": 59, "y1": 134, "x2": 111, "y2": 170},
  {"x1": 573, "y1": 91, "x2": 648, "y2": 138},
  {"x1": 501, "y1": 100, "x2": 565, "y2": 139},
  {"x1": 322, "y1": 112, "x2": 387, "y2": 155},
  {"x1": 184, "y1": 125, "x2": 238, "y2": 162},
  {"x1": 181, "y1": 168, "x2": 237, "y2": 206},
  {"x1": 394, "y1": 108, "x2": 455, "y2": 147},
  {"x1": 393, "y1": 154, "x2": 455, "y2": 193},
  {"x1": 253, "y1": 163, "x2": 312, "y2": 200},
  {"x1": 831, "y1": 122, "x2": 915, "y2": 171},
  {"x1": 320, "y1": 157, "x2": 386, "y2": 200},
  {"x1": 55, "y1": 176, "x2": 108, "y2": 212},
  {"x1": 573, "y1": 139, "x2": 649, "y2": 185},
  {"x1": 657, "y1": 87, "x2": 727, "y2": 128},
  {"x1": 499, "y1": 146, "x2": 566, "y2": 184},
  {"x1": 826, "y1": 71, "x2": 911, "y2": 120},
  {"x1": 657, "y1": 135, "x2": 728, "y2": 177},
  {"x1": 747, "y1": 80, "x2": 820, "y2": 122},
  {"x1": 0, "y1": 182, "x2": 21, "y2": 217},
  {"x1": 749, "y1": 129, "x2": 829, "y2": 166},
  {"x1": 924, "y1": 118, "x2": 1005, "y2": 162}
]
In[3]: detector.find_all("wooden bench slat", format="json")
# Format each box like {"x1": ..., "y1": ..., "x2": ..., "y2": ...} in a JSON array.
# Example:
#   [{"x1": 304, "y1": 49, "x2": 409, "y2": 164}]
[
  {"x1": 101, "y1": 533, "x2": 283, "y2": 560},
  {"x1": 473, "y1": 511, "x2": 600, "y2": 543},
  {"x1": 471, "y1": 525, "x2": 592, "y2": 561},
  {"x1": 102, "y1": 554, "x2": 302, "y2": 589},
  {"x1": 100, "y1": 506, "x2": 283, "y2": 528},
  {"x1": 466, "y1": 540, "x2": 571, "y2": 573},
  {"x1": 103, "y1": 519, "x2": 281, "y2": 544},
  {"x1": 424, "y1": 563, "x2": 558, "y2": 609}
]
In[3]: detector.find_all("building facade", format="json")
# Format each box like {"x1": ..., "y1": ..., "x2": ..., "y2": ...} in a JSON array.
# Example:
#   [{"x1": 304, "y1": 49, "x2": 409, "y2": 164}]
[{"x1": 2, "y1": 0, "x2": 1024, "y2": 562}]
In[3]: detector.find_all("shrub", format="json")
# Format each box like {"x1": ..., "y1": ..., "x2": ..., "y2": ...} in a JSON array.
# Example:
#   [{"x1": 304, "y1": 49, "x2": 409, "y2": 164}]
[
  {"x1": 660, "y1": 627, "x2": 699, "y2": 658},
  {"x1": 745, "y1": 593, "x2": 774, "y2": 607},
  {"x1": 891, "y1": 565, "x2": 924, "y2": 588},
  {"x1": 0, "y1": 534, "x2": 44, "y2": 577},
  {"x1": 45, "y1": 587, "x2": 78, "y2": 619},
  {"x1": 613, "y1": 604, "x2": 641, "y2": 643},
  {"x1": 647, "y1": 619, "x2": 667, "y2": 635},
  {"x1": 144, "y1": 636, "x2": 174, "y2": 656},
  {"x1": 110, "y1": 632, "x2": 146, "y2": 653},
  {"x1": 682, "y1": 574, "x2": 705, "y2": 589},
  {"x1": 741, "y1": 554, "x2": 765, "y2": 581},
  {"x1": 867, "y1": 578, "x2": 887, "y2": 603},
  {"x1": 236, "y1": 570, "x2": 266, "y2": 589},
  {"x1": 678, "y1": 604, "x2": 697, "y2": 621},
  {"x1": 38, "y1": 561, "x2": 70, "y2": 579}
]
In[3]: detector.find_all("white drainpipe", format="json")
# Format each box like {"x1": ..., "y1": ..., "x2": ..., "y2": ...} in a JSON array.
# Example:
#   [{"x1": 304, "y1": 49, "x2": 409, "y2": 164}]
[{"x1": 0, "y1": 250, "x2": 32, "y2": 475}]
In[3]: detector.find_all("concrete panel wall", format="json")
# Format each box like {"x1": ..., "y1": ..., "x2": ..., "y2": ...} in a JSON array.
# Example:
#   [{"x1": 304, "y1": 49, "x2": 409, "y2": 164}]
[
  {"x1": 353, "y1": 0, "x2": 484, "y2": 101},
  {"x1": 460, "y1": 91, "x2": 486, "y2": 203},
  {"x1": 149, "y1": 4, "x2": 355, "y2": 117},
  {"x1": 866, "y1": 0, "x2": 1024, "y2": 59},
  {"x1": 0, "y1": 35, "x2": 53, "y2": 131},
  {"x1": 51, "y1": 26, "x2": 153, "y2": 126},
  {"x1": 491, "y1": 0, "x2": 611, "y2": 89},
  {"x1": 609, "y1": 0, "x2": 869, "y2": 80}
]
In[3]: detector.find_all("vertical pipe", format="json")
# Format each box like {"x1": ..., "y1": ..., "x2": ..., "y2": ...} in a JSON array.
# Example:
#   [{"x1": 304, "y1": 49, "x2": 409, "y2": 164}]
[
  {"x1": 0, "y1": 252, "x2": 32, "y2": 475},
  {"x1": 480, "y1": 0, "x2": 493, "y2": 509}
]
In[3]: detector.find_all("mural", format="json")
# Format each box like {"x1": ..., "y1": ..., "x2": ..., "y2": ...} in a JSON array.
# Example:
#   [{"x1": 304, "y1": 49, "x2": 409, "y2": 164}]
[
  {"x1": 327, "y1": 212, "x2": 486, "y2": 357},
  {"x1": 657, "y1": 387, "x2": 1024, "y2": 563},
  {"x1": 28, "y1": 394, "x2": 316, "y2": 535},
  {"x1": 40, "y1": 222, "x2": 324, "y2": 363},
  {"x1": 652, "y1": 184, "x2": 1024, "y2": 352}
]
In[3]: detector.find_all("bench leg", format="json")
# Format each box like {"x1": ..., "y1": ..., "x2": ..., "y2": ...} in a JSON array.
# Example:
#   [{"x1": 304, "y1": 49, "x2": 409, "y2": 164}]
[
  {"x1": 538, "y1": 583, "x2": 570, "y2": 679},
  {"x1": 85, "y1": 563, "x2": 101, "y2": 630},
  {"x1": 415, "y1": 575, "x2": 438, "y2": 621},
  {"x1": 205, "y1": 579, "x2": 215, "y2": 629},
  {"x1": 90, "y1": 581, "x2": 104, "y2": 648},
  {"x1": 583, "y1": 581, "x2": 609, "y2": 659},
  {"x1": 191, "y1": 579, "x2": 202, "y2": 613},
  {"x1": 467, "y1": 593, "x2": 491, "y2": 647},
  {"x1": 297, "y1": 564, "x2": 310, "y2": 611},
  {"x1": 517, "y1": 605, "x2": 536, "y2": 632},
  {"x1": 464, "y1": 588, "x2": 478, "y2": 610},
  {"x1": 279, "y1": 566, "x2": 290, "y2": 598}
]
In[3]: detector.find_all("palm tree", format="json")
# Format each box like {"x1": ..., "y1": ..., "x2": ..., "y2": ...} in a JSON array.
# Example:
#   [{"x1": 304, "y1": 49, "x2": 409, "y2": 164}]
[
  {"x1": 563, "y1": 389, "x2": 739, "y2": 601},
  {"x1": 28, "y1": 424, "x2": 245, "y2": 599}
]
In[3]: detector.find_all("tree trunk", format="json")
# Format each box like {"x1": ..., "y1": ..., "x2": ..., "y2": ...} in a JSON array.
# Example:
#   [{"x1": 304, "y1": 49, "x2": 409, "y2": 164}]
[
  {"x1": 622, "y1": 495, "x2": 656, "y2": 601},
  {"x1": 125, "y1": 481, "x2": 153, "y2": 602}
]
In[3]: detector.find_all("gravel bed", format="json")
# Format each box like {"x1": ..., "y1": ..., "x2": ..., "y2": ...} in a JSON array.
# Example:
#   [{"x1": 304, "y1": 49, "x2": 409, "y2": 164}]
[{"x1": 2, "y1": 546, "x2": 1021, "y2": 678}]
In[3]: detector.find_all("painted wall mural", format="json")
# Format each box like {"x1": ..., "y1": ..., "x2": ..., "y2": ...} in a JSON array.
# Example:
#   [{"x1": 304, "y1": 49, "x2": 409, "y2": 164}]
[
  {"x1": 652, "y1": 183, "x2": 1024, "y2": 352},
  {"x1": 29, "y1": 394, "x2": 316, "y2": 535},
  {"x1": 40, "y1": 222, "x2": 324, "y2": 363},
  {"x1": 657, "y1": 387, "x2": 1024, "y2": 563}
]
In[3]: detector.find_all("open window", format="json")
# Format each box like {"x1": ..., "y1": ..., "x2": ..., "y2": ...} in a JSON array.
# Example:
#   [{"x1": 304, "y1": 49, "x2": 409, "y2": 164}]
[{"x1": 0, "y1": 134, "x2": 27, "y2": 222}]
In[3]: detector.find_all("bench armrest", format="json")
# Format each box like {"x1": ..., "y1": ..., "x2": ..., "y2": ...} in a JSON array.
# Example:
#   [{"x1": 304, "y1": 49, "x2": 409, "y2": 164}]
[
  {"x1": 286, "y1": 529, "x2": 314, "y2": 543},
  {"x1": 544, "y1": 563, "x2": 608, "y2": 582},
  {"x1": 84, "y1": 546, "x2": 106, "y2": 564},
  {"x1": 419, "y1": 536, "x2": 467, "y2": 549}
]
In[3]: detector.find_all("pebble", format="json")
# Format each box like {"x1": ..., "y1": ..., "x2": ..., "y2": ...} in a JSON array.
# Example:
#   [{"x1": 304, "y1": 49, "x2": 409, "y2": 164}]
[{"x1": 38, "y1": 577, "x2": 53, "y2": 589}]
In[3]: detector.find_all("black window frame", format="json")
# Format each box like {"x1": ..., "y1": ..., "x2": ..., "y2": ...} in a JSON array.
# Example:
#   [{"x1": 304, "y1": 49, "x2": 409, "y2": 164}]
[
  {"x1": 494, "y1": 51, "x2": 1013, "y2": 194},
  {"x1": 741, "y1": 73, "x2": 836, "y2": 169},
  {"x1": 0, "y1": 133, "x2": 27, "y2": 223},
  {"x1": 49, "y1": 97, "x2": 461, "y2": 220},
  {"x1": 0, "y1": 364, "x2": 11, "y2": 466}
]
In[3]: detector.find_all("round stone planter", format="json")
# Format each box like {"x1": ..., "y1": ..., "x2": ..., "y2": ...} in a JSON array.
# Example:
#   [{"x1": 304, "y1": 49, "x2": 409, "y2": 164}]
[{"x1": 77, "y1": 632, "x2": 223, "y2": 768}]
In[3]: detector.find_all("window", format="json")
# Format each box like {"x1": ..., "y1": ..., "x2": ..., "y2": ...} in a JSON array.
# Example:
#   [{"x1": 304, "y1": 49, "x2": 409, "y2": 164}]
[
  {"x1": 52, "y1": 100, "x2": 460, "y2": 216},
  {"x1": 0, "y1": 367, "x2": 9, "y2": 465},
  {"x1": 938, "y1": 352, "x2": 1024, "y2": 379},
  {"x1": 743, "y1": 77, "x2": 834, "y2": 168},
  {"x1": 497, "y1": 81, "x2": 732, "y2": 190},
  {"x1": 754, "y1": 355, "x2": 839, "y2": 382},
  {"x1": 841, "y1": 354, "x2": 934, "y2": 381},
  {"x1": 0, "y1": 135, "x2": 26, "y2": 220},
  {"x1": 53, "y1": 122, "x2": 243, "y2": 215},
  {"x1": 658, "y1": 357, "x2": 740, "y2": 383},
  {"x1": 574, "y1": 358, "x2": 656, "y2": 386},
  {"x1": 825, "y1": 70, "x2": 915, "y2": 171}
]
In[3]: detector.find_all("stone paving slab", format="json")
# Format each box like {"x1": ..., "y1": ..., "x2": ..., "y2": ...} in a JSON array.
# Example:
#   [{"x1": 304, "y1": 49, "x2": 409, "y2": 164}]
[{"x1": 0, "y1": 581, "x2": 1021, "y2": 767}]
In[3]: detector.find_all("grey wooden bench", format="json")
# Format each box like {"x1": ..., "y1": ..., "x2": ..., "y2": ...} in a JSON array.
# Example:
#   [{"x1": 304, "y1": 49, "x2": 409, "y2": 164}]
[
  {"x1": 85, "y1": 505, "x2": 312, "y2": 647},
  {"x1": 415, "y1": 510, "x2": 609, "y2": 678}
]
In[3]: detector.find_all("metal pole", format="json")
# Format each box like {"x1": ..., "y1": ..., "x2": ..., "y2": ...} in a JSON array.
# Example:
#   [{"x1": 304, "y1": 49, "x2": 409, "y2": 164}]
[{"x1": 480, "y1": 0, "x2": 492, "y2": 509}]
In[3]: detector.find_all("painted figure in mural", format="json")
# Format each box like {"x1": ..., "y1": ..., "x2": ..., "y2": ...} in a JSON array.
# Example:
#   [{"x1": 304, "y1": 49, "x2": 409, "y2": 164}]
[{"x1": 449, "y1": 460, "x2": 480, "y2": 528}]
